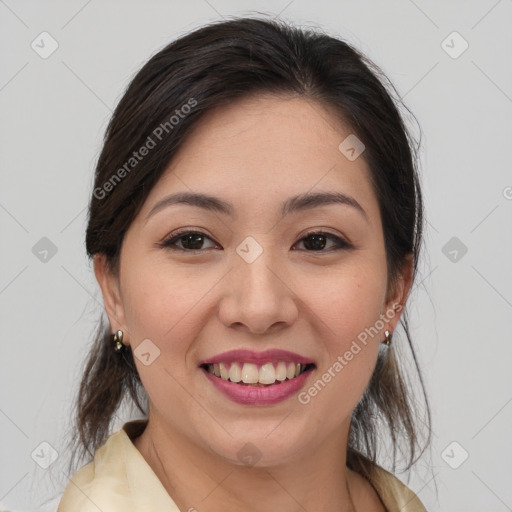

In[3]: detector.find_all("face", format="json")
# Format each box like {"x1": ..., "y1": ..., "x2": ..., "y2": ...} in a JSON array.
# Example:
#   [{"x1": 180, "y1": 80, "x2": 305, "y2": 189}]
[{"x1": 95, "y1": 94, "x2": 411, "y2": 467}]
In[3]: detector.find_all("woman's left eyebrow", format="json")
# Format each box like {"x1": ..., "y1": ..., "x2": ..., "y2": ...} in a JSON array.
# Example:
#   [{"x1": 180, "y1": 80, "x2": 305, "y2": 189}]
[{"x1": 144, "y1": 190, "x2": 368, "y2": 224}]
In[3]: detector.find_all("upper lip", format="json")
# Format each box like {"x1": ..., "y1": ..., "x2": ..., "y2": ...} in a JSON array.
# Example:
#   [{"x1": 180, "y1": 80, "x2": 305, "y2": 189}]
[{"x1": 198, "y1": 349, "x2": 316, "y2": 366}]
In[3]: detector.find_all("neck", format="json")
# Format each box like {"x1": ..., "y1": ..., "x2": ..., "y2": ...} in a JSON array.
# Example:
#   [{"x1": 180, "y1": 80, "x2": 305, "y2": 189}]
[{"x1": 132, "y1": 415, "x2": 372, "y2": 512}]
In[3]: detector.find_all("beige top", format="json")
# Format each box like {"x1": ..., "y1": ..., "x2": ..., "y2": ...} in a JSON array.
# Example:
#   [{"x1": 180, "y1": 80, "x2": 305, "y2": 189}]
[{"x1": 58, "y1": 420, "x2": 426, "y2": 512}]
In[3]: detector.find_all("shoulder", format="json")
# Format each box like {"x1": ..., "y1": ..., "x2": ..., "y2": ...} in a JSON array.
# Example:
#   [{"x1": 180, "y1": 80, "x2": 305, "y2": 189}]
[
  {"x1": 57, "y1": 428, "x2": 134, "y2": 512},
  {"x1": 348, "y1": 449, "x2": 427, "y2": 511},
  {"x1": 369, "y1": 464, "x2": 427, "y2": 512},
  {"x1": 57, "y1": 419, "x2": 179, "y2": 512}
]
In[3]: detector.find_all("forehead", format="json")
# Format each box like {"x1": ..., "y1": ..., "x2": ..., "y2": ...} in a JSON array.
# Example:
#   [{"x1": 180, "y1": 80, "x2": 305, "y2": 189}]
[{"x1": 139, "y1": 94, "x2": 378, "y2": 223}]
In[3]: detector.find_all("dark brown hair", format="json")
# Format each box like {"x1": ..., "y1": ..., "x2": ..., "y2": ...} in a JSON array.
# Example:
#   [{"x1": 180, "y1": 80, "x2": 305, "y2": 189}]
[{"x1": 67, "y1": 16, "x2": 431, "y2": 482}]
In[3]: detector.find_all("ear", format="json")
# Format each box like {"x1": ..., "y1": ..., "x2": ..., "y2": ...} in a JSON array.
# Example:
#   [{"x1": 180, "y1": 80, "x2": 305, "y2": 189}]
[
  {"x1": 93, "y1": 253, "x2": 129, "y2": 344},
  {"x1": 383, "y1": 253, "x2": 414, "y2": 333}
]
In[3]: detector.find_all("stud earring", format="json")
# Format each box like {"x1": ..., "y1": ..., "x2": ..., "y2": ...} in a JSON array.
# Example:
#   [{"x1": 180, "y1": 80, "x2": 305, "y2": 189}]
[{"x1": 112, "y1": 330, "x2": 125, "y2": 353}]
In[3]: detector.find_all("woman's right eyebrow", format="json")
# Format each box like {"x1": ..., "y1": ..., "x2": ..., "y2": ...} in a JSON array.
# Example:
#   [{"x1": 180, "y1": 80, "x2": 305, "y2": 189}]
[{"x1": 144, "y1": 190, "x2": 368, "y2": 225}]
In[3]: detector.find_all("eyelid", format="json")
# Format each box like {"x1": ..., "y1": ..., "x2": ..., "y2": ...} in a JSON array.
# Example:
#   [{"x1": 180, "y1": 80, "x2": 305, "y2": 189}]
[
  {"x1": 158, "y1": 227, "x2": 352, "y2": 252},
  {"x1": 295, "y1": 229, "x2": 352, "y2": 251},
  {"x1": 299, "y1": 227, "x2": 350, "y2": 243},
  {"x1": 158, "y1": 228, "x2": 219, "y2": 251}
]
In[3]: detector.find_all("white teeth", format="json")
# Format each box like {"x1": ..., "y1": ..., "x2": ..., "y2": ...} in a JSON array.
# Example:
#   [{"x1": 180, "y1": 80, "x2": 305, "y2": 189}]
[
  {"x1": 259, "y1": 362, "x2": 276, "y2": 384},
  {"x1": 241, "y1": 362, "x2": 260, "y2": 383},
  {"x1": 206, "y1": 361, "x2": 309, "y2": 385},
  {"x1": 275, "y1": 361, "x2": 287, "y2": 381},
  {"x1": 228, "y1": 362, "x2": 242, "y2": 383},
  {"x1": 219, "y1": 362, "x2": 229, "y2": 380}
]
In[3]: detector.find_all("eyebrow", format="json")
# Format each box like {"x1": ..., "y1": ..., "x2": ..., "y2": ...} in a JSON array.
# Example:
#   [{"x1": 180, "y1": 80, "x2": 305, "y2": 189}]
[{"x1": 145, "y1": 190, "x2": 368, "y2": 223}]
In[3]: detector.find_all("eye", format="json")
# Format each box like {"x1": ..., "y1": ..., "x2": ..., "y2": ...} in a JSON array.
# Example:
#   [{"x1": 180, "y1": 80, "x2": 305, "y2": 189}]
[
  {"x1": 293, "y1": 231, "x2": 351, "y2": 252},
  {"x1": 159, "y1": 229, "x2": 351, "y2": 253},
  {"x1": 159, "y1": 230, "x2": 219, "y2": 252}
]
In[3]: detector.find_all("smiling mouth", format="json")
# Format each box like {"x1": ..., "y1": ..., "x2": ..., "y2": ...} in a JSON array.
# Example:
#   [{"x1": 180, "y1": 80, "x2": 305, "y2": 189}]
[{"x1": 200, "y1": 361, "x2": 316, "y2": 386}]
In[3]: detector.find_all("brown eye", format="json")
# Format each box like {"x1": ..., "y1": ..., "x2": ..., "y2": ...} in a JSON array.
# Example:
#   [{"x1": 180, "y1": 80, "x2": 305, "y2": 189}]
[
  {"x1": 159, "y1": 230, "x2": 350, "y2": 253},
  {"x1": 160, "y1": 231, "x2": 218, "y2": 251},
  {"x1": 294, "y1": 232, "x2": 350, "y2": 252}
]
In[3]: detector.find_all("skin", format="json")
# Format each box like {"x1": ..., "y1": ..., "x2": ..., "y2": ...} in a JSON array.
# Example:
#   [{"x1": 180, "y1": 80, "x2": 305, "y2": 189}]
[{"x1": 94, "y1": 93, "x2": 413, "y2": 512}]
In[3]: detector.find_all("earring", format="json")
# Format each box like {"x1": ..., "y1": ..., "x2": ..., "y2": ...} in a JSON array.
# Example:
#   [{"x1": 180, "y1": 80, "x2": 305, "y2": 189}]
[
  {"x1": 383, "y1": 330, "x2": 392, "y2": 346},
  {"x1": 112, "y1": 330, "x2": 125, "y2": 353}
]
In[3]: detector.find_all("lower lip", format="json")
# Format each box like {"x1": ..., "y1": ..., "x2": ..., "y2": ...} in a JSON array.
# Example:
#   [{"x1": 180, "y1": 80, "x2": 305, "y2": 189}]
[{"x1": 201, "y1": 367, "x2": 314, "y2": 405}]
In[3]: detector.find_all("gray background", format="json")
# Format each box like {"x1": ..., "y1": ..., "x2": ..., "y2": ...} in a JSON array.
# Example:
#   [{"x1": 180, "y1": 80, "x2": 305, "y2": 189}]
[{"x1": 1, "y1": 0, "x2": 511, "y2": 510}]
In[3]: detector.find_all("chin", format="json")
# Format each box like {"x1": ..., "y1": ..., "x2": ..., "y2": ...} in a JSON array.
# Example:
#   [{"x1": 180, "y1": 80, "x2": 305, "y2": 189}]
[{"x1": 203, "y1": 428, "x2": 310, "y2": 468}]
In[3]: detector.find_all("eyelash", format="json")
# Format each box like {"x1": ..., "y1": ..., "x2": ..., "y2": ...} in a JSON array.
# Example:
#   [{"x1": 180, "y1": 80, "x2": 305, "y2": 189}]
[{"x1": 158, "y1": 229, "x2": 352, "y2": 253}]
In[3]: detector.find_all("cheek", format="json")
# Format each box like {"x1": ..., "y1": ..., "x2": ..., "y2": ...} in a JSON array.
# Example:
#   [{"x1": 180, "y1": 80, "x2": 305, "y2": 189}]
[
  {"x1": 306, "y1": 261, "x2": 388, "y2": 344},
  {"x1": 299, "y1": 260, "x2": 387, "y2": 409},
  {"x1": 121, "y1": 258, "x2": 222, "y2": 365},
  {"x1": 121, "y1": 261, "x2": 190, "y2": 347},
  {"x1": 120, "y1": 263, "x2": 208, "y2": 408}
]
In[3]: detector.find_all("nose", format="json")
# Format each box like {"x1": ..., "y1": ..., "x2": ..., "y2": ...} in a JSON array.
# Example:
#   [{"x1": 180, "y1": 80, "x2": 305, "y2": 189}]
[{"x1": 218, "y1": 250, "x2": 299, "y2": 335}]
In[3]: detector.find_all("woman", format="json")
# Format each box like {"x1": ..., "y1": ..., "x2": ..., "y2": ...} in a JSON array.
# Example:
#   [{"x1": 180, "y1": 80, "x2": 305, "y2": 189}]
[{"x1": 58, "y1": 16, "x2": 431, "y2": 511}]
